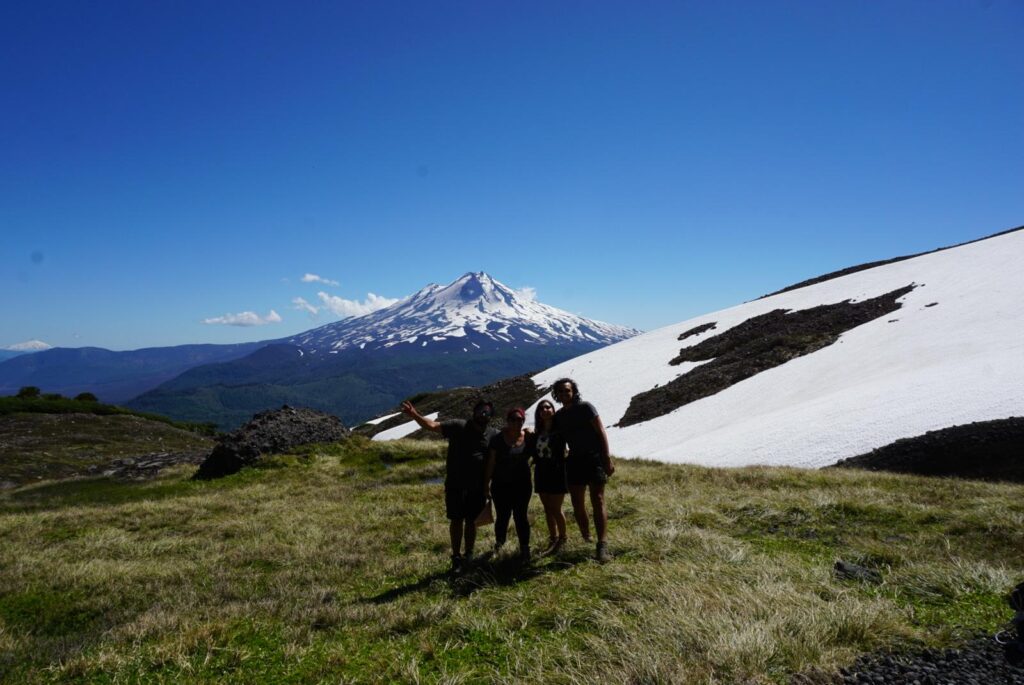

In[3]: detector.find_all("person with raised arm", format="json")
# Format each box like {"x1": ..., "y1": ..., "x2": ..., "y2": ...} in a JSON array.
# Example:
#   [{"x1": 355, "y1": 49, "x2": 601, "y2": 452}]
[
  {"x1": 401, "y1": 398, "x2": 497, "y2": 575},
  {"x1": 551, "y1": 378, "x2": 615, "y2": 562}
]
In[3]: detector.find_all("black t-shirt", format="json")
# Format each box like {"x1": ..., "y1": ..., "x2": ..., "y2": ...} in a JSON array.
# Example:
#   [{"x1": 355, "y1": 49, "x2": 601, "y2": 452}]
[
  {"x1": 440, "y1": 420, "x2": 496, "y2": 491},
  {"x1": 553, "y1": 401, "x2": 602, "y2": 458},
  {"x1": 488, "y1": 431, "x2": 532, "y2": 486}
]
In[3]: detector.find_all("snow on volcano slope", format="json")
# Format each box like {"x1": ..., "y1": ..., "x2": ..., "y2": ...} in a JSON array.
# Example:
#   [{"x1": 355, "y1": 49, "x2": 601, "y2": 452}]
[{"x1": 529, "y1": 228, "x2": 1024, "y2": 468}]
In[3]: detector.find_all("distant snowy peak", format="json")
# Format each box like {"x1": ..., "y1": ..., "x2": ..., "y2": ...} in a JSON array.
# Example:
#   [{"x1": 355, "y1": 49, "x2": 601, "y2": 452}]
[
  {"x1": 289, "y1": 272, "x2": 641, "y2": 353},
  {"x1": 4, "y1": 340, "x2": 53, "y2": 352}
]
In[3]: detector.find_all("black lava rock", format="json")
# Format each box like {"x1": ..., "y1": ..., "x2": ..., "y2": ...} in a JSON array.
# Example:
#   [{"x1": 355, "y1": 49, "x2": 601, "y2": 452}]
[
  {"x1": 194, "y1": 405, "x2": 349, "y2": 480},
  {"x1": 832, "y1": 417, "x2": 1024, "y2": 483}
]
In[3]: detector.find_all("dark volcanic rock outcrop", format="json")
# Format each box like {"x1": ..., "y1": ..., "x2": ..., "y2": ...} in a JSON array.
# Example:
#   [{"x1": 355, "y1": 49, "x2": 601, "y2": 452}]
[
  {"x1": 356, "y1": 374, "x2": 545, "y2": 440},
  {"x1": 832, "y1": 417, "x2": 1024, "y2": 482},
  {"x1": 194, "y1": 406, "x2": 349, "y2": 479},
  {"x1": 618, "y1": 285, "x2": 915, "y2": 428}
]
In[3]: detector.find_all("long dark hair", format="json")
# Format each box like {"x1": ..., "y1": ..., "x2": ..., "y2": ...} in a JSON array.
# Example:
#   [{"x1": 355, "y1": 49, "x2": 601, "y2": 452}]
[
  {"x1": 551, "y1": 377, "x2": 581, "y2": 404},
  {"x1": 534, "y1": 399, "x2": 555, "y2": 433}
]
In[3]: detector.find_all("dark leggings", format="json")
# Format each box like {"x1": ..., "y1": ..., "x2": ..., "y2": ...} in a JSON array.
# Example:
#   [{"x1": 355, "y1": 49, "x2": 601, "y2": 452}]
[{"x1": 492, "y1": 483, "x2": 531, "y2": 549}]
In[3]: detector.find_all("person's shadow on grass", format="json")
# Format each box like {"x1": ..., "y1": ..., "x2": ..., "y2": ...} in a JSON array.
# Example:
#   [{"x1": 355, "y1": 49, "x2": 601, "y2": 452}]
[{"x1": 364, "y1": 547, "x2": 593, "y2": 604}]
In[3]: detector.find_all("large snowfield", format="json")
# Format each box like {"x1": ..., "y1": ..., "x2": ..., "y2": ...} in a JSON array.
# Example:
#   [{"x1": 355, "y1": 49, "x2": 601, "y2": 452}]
[{"x1": 528, "y1": 229, "x2": 1024, "y2": 468}]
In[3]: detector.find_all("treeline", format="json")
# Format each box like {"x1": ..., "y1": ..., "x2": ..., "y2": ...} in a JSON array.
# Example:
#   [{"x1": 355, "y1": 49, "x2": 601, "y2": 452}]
[{"x1": 2, "y1": 386, "x2": 218, "y2": 436}]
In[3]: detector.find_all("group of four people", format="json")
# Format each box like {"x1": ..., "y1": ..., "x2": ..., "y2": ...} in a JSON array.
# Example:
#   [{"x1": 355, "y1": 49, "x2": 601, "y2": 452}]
[{"x1": 400, "y1": 377, "x2": 615, "y2": 574}]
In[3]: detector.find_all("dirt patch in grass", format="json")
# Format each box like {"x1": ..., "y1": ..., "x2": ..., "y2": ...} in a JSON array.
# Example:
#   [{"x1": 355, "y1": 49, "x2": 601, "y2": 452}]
[
  {"x1": 832, "y1": 417, "x2": 1024, "y2": 483},
  {"x1": 618, "y1": 284, "x2": 915, "y2": 427},
  {"x1": 0, "y1": 413, "x2": 213, "y2": 486}
]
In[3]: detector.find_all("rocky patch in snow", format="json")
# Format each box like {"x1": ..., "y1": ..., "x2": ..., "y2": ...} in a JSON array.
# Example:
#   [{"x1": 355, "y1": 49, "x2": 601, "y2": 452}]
[
  {"x1": 194, "y1": 406, "x2": 350, "y2": 479},
  {"x1": 677, "y1": 322, "x2": 717, "y2": 340},
  {"x1": 618, "y1": 285, "x2": 915, "y2": 428},
  {"x1": 832, "y1": 417, "x2": 1024, "y2": 482}
]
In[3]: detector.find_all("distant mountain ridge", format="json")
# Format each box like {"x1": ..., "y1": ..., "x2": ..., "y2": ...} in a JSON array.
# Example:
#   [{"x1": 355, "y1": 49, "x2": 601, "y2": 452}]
[{"x1": 0, "y1": 343, "x2": 269, "y2": 402}]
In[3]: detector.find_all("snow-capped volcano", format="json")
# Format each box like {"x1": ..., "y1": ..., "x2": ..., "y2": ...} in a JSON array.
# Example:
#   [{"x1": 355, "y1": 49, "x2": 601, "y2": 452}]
[{"x1": 289, "y1": 272, "x2": 641, "y2": 353}]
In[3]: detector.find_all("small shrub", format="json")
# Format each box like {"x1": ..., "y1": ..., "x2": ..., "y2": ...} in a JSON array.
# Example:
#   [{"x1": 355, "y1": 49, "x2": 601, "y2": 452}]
[
  {"x1": 42, "y1": 393, "x2": 64, "y2": 401},
  {"x1": 73, "y1": 392, "x2": 99, "y2": 402},
  {"x1": 16, "y1": 386, "x2": 41, "y2": 399}
]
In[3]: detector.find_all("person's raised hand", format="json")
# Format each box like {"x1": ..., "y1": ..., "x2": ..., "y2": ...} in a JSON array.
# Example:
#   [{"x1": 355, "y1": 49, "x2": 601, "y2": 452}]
[{"x1": 401, "y1": 401, "x2": 415, "y2": 416}]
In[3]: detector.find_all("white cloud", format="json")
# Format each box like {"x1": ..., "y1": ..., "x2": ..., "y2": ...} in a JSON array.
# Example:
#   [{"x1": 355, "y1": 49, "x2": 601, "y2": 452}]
[
  {"x1": 202, "y1": 310, "x2": 283, "y2": 327},
  {"x1": 301, "y1": 273, "x2": 340, "y2": 286},
  {"x1": 516, "y1": 286, "x2": 538, "y2": 302},
  {"x1": 292, "y1": 297, "x2": 320, "y2": 317},
  {"x1": 4, "y1": 339, "x2": 53, "y2": 351},
  {"x1": 317, "y1": 291, "x2": 399, "y2": 318}
]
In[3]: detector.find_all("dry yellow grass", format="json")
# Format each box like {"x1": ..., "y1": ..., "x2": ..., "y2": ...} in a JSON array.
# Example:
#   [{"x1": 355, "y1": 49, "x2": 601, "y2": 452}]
[{"x1": 0, "y1": 437, "x2": 1021, "y2": 683}]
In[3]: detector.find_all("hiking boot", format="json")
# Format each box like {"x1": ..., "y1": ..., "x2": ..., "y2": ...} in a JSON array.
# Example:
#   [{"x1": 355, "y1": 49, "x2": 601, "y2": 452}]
[
  {"x1": 519, "y1": 546, "x2": 531, "y2": 564},
  {"x1": 450, "y1": 554, "x2": 464, "y2": 575},
  {"x1": 595, "y1": 541, "x2": 612, "y2": 563}
]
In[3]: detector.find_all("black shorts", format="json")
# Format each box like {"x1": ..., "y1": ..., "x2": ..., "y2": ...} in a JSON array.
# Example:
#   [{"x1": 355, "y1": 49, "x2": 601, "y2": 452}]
[
  {"x1": 534, "y1": 461, "x2": 568, "y2": 494},
  {"x1": 566, "y1": 454, "x2": 609, "y2": 488},
  {"x1": 445, "y1": 487, "x2": 487, "y2": 522}
]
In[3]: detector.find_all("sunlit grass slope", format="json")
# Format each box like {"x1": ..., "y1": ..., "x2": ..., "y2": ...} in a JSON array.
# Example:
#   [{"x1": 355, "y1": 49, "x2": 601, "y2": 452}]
[{"x1": 1, "y1": 437, "x2": 1021, "y2": 684}]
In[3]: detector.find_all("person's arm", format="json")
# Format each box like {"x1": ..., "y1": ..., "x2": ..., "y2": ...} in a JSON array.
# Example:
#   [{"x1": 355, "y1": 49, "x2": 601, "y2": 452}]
[
  {"x1": 592, "y1": 415, "x2": 615, "y2": 476},
  {"x1": 484, "y1": 447, "x2": 496, "y2": 499},
  {"x1": 401, "y1": 401, "x2": 442, "y2": 433}
]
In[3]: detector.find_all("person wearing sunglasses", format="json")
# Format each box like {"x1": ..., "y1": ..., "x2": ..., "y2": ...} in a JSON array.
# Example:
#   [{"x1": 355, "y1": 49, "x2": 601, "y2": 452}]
[
  {"x1": 401, "y1": 398, "x2": 497, "y2": 575},
  {"x1": 484, "y1": 407, "x2": 533, "y2": 562}
]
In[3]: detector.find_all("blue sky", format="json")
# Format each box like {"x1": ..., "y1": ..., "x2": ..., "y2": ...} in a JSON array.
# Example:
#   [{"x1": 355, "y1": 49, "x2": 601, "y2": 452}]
[{"x1": 2, "y1": 1, "x2": 1022, "y2": 350}]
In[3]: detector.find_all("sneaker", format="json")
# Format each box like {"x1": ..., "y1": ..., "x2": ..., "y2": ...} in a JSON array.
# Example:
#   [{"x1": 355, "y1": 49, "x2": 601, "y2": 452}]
[
  {"x1": 551, "y1": 537, "x2": 566, "y2": 555},
  {"x1": 595, "y1": 541, "x2": 612, "y2": 563},
  {"x1": 450, "y1": 554, "x2": 464, "y2": 575}
]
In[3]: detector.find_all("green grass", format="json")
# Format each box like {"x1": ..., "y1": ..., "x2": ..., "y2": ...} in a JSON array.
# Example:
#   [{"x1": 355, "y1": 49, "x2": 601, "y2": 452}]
[{"x1": 0, "y1": 438, "x2": 1021, "y2": 683}]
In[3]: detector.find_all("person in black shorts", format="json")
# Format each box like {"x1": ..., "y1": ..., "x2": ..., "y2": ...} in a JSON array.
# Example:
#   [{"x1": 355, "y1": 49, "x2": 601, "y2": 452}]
[
  {"x1": 484, "y1": 407, "x2": 533, "y2": 562},
  {"x1": 401, "y1": 398, "x2": 497, "y2": 574},
  {"x1": 551, "y1": 378, "x2": 615, "y2": 562},
  {"x1": 526, "y1": 399, "x2": 568, "y2": 555}
]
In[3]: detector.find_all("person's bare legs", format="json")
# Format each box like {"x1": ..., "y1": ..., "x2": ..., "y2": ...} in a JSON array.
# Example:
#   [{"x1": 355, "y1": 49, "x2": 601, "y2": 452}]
[
  {"x1": 590, "y1": 483, "x2": 608, "y2": 543},
  {"x1": 551, "y1": 493, "x2": 566, "y2": 540},
  {"x1": 568, "y1": 484, "x2": 591, "y2": 542},
  {"x1": 463, "y1": 520, "x2": 477, "y2": 558},
  {"x1": 449, "y1": 520, "x2": 463, "y2": 557}
]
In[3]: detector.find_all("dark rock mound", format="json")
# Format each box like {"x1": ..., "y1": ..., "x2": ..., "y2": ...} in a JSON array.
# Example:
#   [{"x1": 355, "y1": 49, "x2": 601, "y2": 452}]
[
  {"x1": 618, "y1": 285, "x2": 915, "y2": 428},
  {"x1": 356, "y1": 374, "x2": 544, "y2": 440},
  {"x1": 194, "y1": 406, "x2": 349, "y2": 479},
  {"x1": 828, "y1": 636, "x2": 1024, "y2": 685},
  {"x1": 831, "y1": 417, "x2": 1024, "y2": 483}
]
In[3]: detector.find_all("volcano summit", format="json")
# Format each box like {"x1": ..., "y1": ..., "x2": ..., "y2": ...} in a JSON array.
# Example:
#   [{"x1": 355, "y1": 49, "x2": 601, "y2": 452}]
[{"x1": 126, "y1": 273, "x2": 639, "y2": 429}]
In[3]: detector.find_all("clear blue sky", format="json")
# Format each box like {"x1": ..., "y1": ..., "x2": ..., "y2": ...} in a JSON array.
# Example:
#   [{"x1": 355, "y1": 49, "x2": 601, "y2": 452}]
[{"x1": 2, "y1": 1, "x2": 1022, "y2": 350}]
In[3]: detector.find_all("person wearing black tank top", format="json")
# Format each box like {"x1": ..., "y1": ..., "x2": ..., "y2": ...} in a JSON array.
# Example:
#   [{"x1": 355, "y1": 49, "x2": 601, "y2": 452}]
[{"x1": 484, "y1": 407, "x2": 533, "y2": 562}]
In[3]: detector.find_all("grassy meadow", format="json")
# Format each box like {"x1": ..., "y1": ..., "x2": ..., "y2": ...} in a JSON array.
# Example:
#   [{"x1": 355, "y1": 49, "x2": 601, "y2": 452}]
[{"x1": 1, "y1": 436, "x2": 1021, "y2": 683}]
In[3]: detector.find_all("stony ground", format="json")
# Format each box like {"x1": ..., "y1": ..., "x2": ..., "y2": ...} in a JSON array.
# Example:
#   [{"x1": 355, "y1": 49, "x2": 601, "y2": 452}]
[{"x1": 0, "y1": 412, "x2": 213, "y2": 487}]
